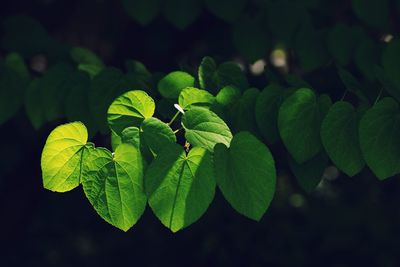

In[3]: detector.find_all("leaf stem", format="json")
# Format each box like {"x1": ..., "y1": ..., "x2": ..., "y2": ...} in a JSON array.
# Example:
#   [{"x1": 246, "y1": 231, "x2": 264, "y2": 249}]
[
  {"x1": 373, "y1": 88, "x2": 383, "y2": 105},
  {"x1": 168, "y1": 111, "x2": 180, "y2": 126},
  {"x1": 173, "y1": 127, "x2": 182, "y2": 134}
]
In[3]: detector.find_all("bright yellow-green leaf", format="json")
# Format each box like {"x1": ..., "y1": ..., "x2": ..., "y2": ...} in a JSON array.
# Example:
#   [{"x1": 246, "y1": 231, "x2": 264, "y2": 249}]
[
  {"x1": 107, "y1": 90, "x2": 155, "y2": 135},
  {"x1": 41, "y1": 122, "x2": 90, "y2": 192}
]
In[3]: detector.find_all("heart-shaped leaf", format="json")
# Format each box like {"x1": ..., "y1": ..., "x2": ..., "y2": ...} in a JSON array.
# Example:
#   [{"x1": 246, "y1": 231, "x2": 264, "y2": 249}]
[
  {"x1": 82, "y1": 144, "x2": 147, "y2": 231},
  {"x1": 107, "y1": 90, "x2": 155, "y2": 135},
  {"x1": 141, "y1": 117, "x2": 176, "y2": 155},
  {"x1": 255, "y1": 84, "x2": 286, "y2": 144},
  {"x1": 178, "y1": 87, "x2": 215, "y2": 110},
  {"x1": 145, "y1": 143, "x2": 215, "y2": 232},
  {"x1": 214, "y1": 132, "x2": 276, "y2": 220},
  {"x1": 89, "y1": 67, "x2": 130, "y2": 133},
  {"x1": 359, "y1": 98, "x2": 400, "y2": 180},
  {"x1": 41, "y1": 122, "x2": 91, "y2": 192},
  {"x1": 182, "y1": 106, "x2": 233, "y2": 151},
  {"x1": 289, "y1": 152, "x2": 329, "y2": 192},
  {"x1": 278, "y1": 88, "x2": 331, "y2": 163},
  {"x1": 321, "y1": 101, "x2": 365, "y2": 176},
  {"x1": 158, "y1": 71, "x2": 195, "y2": 99}
]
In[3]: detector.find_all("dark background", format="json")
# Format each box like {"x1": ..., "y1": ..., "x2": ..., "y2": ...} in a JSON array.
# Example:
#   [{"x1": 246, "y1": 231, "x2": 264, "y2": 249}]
[{"x1": 1, "y1": 0, "x2": 400, "y2": 266}]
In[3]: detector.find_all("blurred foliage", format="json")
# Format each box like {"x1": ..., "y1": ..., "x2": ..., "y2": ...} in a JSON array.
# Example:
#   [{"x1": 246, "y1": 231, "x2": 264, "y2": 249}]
[{"x1": 2, "y1": 0, "x2": 400, "y2": 266}]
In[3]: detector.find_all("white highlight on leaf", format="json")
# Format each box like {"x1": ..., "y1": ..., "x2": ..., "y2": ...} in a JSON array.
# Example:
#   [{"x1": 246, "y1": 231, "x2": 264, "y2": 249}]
[{"x1": 174, "y1": 103, "x2": 185, "y2": 114}]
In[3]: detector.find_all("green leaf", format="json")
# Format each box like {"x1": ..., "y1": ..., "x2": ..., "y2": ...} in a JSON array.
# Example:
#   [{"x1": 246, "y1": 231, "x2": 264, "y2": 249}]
[
  {"x1": 321, "y1": 101, "x2": 365, "y2": 176},
  {"x1": 24, "y1": 79, "x2": 45, "y2": 129},
  {"x1": 41, "y1": 122, "x2": 90, "y2": 192},
  {"x1": 267, "y1": 0, "x2": 305, "y2": 42},
  {"x1": 158, "y1": 71, "x2": 195, "y2": 99},
  {"x1": 337, "y1": 67, "x2": 370, "y2": 104},
  {"x1": 214, "y1": 132, "x2": 276, "y2": 220},
  {"x1": 215, "y1": 85, "x2": 241, "y2": 107},
  {"x1": 289, "y1": 152, "x2": 329, "y2": 192},
  {"x1": 107, "y1": 90, "x2": 155, "y2": 135},
  {"x1": 145, "y1": 143, "x2": 215, "y2": 232},
  {"x1": 216, "y1": 62, "x2": 248, "y2": 92},
  {"x1": 178, "y1": 87, "x2": 215, "y2": 109},
  {"x1": 89, "y1": 67, "x2": 130, "y2": 133},
  {"x1": 382, "y1": 39, "x2": 400, "y2": 90},
  {"x1": 355, "y1": 37, "x2": 380, "y2": 81},
  {"x1": 232, "y1": 16, "x2": 269, "y2": 62},
  {"x1": 278, "y1": 88, "x2": 331, "y2": 163},
  {"x1": 198, "y1": 57, "x2": 248, "y2": 94},
  {"x1": 64, "y1": 71, "x2": 98, "y2": 136},
  {"x1": 111, "y1": 131, "x2": 122, "y2": 151},
  {"x1": 122, "y1": 0, "x2": 162, "y2": 25},
  {"x1": 255, "y1": 84, "x2": 286, "y2": 144},
  {"x1": 1, "y1": 15, "x2": 50, "y2": 57},
  {"x1": 352, "y1": 0, "x2": 389, "y2": 30},
  {"x1": 182, "y1": 107, "x2": 233, "y2": 151},
  {"x1": 39, "y1": 63, "x2": 75, "y2": 122},
  {"x1": 326, "y1": 23, "x2": 354, "y2": 66},
  {"x1": 0, "y1": 63, "x2": 28, "y2": 125},
  {"x1": 70, "y1": 47, "x2": 104, "y2": 68},
  {"x1": 5, "y1": 52, "x2": 30, "y2": 80},
  {"x1": 198, "y1": 56, "x2": 218, "y2": 92},
  {"x1": 205, "y1": 0, "x2": 246, "y2": 22},
  {"x1": 163, "y1": 0, "x2": 201, "y2": 30},
  {"x1": 294, "y1": 23, "x2": 328, "y2": 73},
  {"x1": 230, "y1": 88, "x2": 260, "y2": 134},
  {"x1": 141, "y1": 117, "x2": 176, "y2": 155},
  {"x1": 374, "y1": 65, "x2": 400, "y2": 102},
  {"x1": 359, "y1": 98, "x2": 400, "y2": 180},
  {"x1": 121, "y1": 126, "x2": 156, "y2": 162},
  {"x1": 78, "y1": 64, "x2": 103, "y2": 78},
  {"x1": 82, "y1": 144, "x2": 147, "y2": 231}
]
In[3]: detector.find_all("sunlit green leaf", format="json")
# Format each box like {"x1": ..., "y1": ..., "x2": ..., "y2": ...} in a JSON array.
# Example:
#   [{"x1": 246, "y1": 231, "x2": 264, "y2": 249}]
[
  {"x1": 145, "y1": 144, "x2": 215, "y2": 232},
  {"x1": 158, "y1": 71, "x2": 195, "y2": 99},
  {"x1": 178, "y1": 87, "x2": 215, "y2": 109},
  {"x1": 182, "y1": 106, "x2": 233, "y2": 151},
  {"x1": 107, "y1": 90, "x2": 155, "y2": 135},
  {"x1": 41, "y1": 122, "x2": 90, "y2": 192},
  {"x1": 82, "y1": 144, "x2": 147, "y2": 231},
  {"x1": 141, "y1": 117, "x2": 176, "y2": 155}
]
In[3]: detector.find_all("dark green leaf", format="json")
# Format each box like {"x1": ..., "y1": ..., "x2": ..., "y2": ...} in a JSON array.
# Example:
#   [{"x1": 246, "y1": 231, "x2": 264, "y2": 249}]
[
  {"x1": 359, "y1": 98, "x2": 400, "y2": 179},
  {"x1": 321, "y1": 101, "x2": 365, "y2": 176},
  {"x1": 215, "y1": 132, "x2": 276, "y2": 220},
  {"x1": 289, "y1": 152, "x2": 329, "y2": 192},
  {"x1": 88, "y1": 67, "x2": 130, "y2": 133},
  {"x1": 255, "y1": 84, "x2": 286, "y2": 144},
  {"x1": 122, "y1": 0, "x2": 162, "y2": 25},
  {"x1": 278, "y1": 88, "x2": 331, "y2": 163}
]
